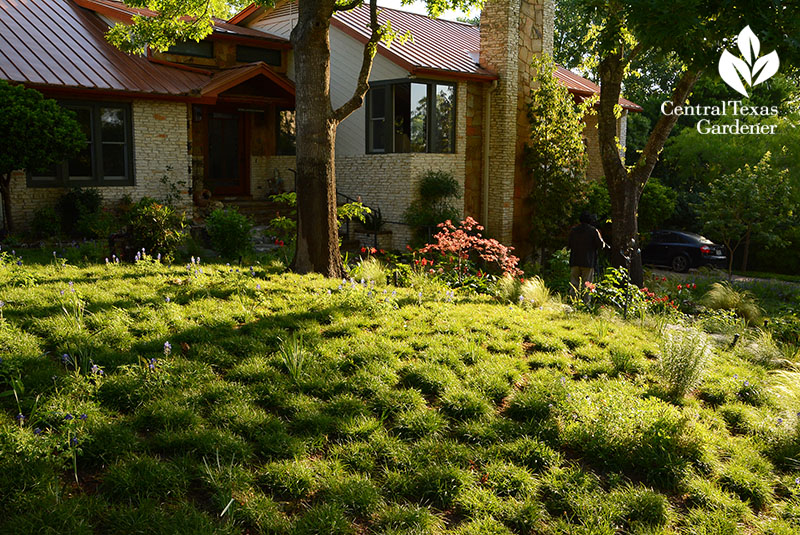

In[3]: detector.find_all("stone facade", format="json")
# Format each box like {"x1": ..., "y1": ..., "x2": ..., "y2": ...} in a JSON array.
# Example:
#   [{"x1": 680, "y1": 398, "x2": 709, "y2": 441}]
[
  {"x1": 480, "y1": 0, "x2": 554, "y2": 256},
  {"x1": 7, "y1": 100, "x2": 192, "y2": 233},
  {"x1": 583, "y1": 109, "x2": 628, "y2": 181}
]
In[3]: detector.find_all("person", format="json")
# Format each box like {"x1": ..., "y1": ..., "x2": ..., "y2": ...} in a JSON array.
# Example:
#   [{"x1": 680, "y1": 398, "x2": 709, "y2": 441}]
[{"x1": 568, "y1": 212, "x2": 608, "y2": 299}]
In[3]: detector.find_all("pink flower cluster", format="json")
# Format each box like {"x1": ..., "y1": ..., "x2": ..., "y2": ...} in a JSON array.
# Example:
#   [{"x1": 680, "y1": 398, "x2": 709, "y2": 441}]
[{"x1": 419, "y1": 217, "x2": 523, "y2": 277}]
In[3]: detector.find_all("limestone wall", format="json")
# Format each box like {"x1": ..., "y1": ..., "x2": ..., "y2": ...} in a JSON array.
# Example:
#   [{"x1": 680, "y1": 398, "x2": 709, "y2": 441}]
[{"x1": 6, "y1": 100, "x2": 192, "y2": 234}]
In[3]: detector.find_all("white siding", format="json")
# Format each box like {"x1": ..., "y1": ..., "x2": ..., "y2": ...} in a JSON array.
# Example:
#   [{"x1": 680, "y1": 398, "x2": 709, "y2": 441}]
[
  {"x1": 330, "y1": 27, "x2": 409, "y2": 156},
  {"x1": 249, "y1": 6, "x2": 409, "y2": 156}
]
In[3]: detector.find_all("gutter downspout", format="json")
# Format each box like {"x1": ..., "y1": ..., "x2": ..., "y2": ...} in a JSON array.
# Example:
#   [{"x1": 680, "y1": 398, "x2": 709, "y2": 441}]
[{"x1": 482, "y1": 79, "x2": 498, "y2": 227}]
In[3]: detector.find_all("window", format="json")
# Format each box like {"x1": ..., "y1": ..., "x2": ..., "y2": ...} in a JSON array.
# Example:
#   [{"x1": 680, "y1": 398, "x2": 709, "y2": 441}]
[
  {"x1": 366, "y1": 81, "x2": 456, "y2": 154},
  {"x1": 166, "y1": 40, "x2": 214, "y2": 58},
  {"x1": 29, "y1": 102, "x2": 133, "y2": 187},
  {"x1": 236, "y1": 45, "x2": 282, "y2": 66},
  {"x1": 276, "y1": 109, "x2": 296, "y2": 156}
]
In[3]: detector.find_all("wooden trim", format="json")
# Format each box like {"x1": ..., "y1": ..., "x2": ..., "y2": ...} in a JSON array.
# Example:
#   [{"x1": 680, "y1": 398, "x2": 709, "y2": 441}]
[
  {"x1": 228, "y1": 3, "x2": 262, "y2": 25},
  {"x1": 146, "y1": 53, "x2": 215, "y2": 75},
  {"x1": 202, "y1": 63, "x2": 295, "y2": 98},
  {"x1": 209, "y1": 33, "x2": 292, "y2": 49},
  {"x1": 411, "y1": 67, "x2": 498, "y2": 82},
  {"x1": 25, "y1": 84, "x2": 218, "y2": 104}
]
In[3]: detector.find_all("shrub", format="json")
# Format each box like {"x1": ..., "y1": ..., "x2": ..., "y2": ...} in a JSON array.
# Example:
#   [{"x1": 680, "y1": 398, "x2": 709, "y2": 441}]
[
  {"x1": 30, "y1": 206, "x2": 62, "y2": 239},
  {"x1": 205, "y1": 207, "x2": 253, "y2": 258},
  {"x1": 418, "y1": 217, "x2": 523, "y2": 285},
  {"x1": 403, "y1": 170, "x2": 461, "y2": 244},
  {"x1": 655, "y1": 328, "x2": 710, "y2": 400},
  {"x1": 701, "y1": 282, "x2": 762, "y2": 325},
  {"x1": 126, "y1": 198, "x2": 186, "y2": 260},
  {"x1": 57, "y1": 188, "x2": 102, "y2": 238}
]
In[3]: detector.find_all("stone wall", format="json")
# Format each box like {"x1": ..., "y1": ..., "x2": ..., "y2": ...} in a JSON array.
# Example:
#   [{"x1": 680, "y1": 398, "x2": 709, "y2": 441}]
[
  {"x1": 6, "y1": 100, "x2": 192, "y2": 234},
  {"x1": 480, "y1": 0, "x2": 554, "y2": 257},
  {"x1": 583, "y1": 109, "x2": 628, "y2": 181}
]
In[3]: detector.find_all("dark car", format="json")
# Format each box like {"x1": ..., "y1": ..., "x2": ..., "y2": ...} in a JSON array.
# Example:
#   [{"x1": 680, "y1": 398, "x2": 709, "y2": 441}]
[{"x1": 641, "y1": 230, "x2": 727, "y2": 272}]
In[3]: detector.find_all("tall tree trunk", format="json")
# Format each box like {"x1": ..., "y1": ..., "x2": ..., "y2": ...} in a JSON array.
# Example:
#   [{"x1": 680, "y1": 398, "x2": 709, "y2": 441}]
[
  {"x1": 0, "y1": 173, "x2": 13, "y2": 235},
  {"x1": 741, "y1": 228, "x2": 751, "y2": 273},
  {"x1": 596, "y1": 43, "x2": 700, "y2": 286},
  {"x1": 290, "y1": 0, "x2": 343, "y2": 277}
]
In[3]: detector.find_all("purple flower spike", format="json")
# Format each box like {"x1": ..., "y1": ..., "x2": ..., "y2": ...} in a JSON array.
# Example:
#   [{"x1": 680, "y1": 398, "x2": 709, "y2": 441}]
[
  {"x1": 79, "y1": 413, "x2": 88, "y2": 421},
  {"x1": 64, "y1": 413, "x2": 74, "y2": 421},
  {"x1": 15, "y1": 413, "x2": 24, "y2": 421},
  {"x1": 71, "y1": 437, "x2": 78, "y2": 446},
  {"x1": 34, "y1": 428, "x2": 42, "y2": 435},
  {"x1": 164, "y1": 341, "x2": 172, "y2": 356}
]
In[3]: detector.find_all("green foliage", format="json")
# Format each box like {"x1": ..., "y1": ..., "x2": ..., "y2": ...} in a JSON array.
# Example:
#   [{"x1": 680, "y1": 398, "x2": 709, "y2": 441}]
[
  {"x1": 0, "y1": 80, "x2": 84, "y2": 230},
  {"x1": 656, "y1": 328, "x2": 710, "y2": 400},
  {"x1": 127, "y1": 198, "x2": 186, "y2": 260},
  {"x1": 403, "y1": 171, "x2": 461, "y2": 244},
  {"x1": 701, "y1": 282, "x2": 762, "y2": 325},
  {"x1": 57, "y1": 188, "x2": 103, "y2": 239},
  {"x1": 30, "y1": 207, "x2": 62, "y2": 240},
  {"x1": 205, "y1": 208, "x2": 253, "y2": 258},
  {"x1": 700, "y1": 152, "x2": 794, "y2": 275},
  {"x1": 525, "y1": 54, "x2": 592, "y2": 252}
]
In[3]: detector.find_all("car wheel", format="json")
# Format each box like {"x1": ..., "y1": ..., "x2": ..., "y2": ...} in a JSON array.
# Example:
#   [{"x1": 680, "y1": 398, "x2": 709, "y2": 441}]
[{"x1": 671, "y1": 254, "x2": 690, "y2": 273}]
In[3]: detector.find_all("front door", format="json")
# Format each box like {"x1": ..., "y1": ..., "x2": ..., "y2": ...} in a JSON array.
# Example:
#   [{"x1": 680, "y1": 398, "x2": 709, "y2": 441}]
[{"x1": 207, "y1": 110, "x2": 249, "y2": 196}]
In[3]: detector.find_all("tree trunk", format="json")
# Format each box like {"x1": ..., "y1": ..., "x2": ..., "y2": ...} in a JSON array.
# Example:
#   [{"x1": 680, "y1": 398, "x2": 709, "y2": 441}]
[
  {"x1": 607, "y1": 177, "x2": 643, "y2": 285},
  {"x1": 0, "y1": 173, "x2": 13, "y2": 235},
  {"x1": 741, "y1": 228, "x2": 750, "y2": 273},
  {"x1": 290, "y1": 0, "x2": 344, "y2": 278}
]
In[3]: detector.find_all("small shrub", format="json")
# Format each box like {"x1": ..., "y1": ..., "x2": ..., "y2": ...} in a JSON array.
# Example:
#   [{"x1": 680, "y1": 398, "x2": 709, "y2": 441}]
[
  {"x1": 57, "y1": 188, "x2": 102, "y2": 238},
  {"x1": 205, "y1": 207, "x2": 253, "y2": 258},
  {"x1": 655, "y1": 328, "x2": 710, "y2": 399},
  {"x1": 127, "y1": 198, "x2": 186, "y2": 260},
  {"x1": 31, "y1": 206, "x2": 61, "y2": 239},
  {"x1": 403, "y1": 170, "x2": 461, "y2": 244},
  {"x1": 701, "y1": 282, "x2": 762, "y2": 325}
]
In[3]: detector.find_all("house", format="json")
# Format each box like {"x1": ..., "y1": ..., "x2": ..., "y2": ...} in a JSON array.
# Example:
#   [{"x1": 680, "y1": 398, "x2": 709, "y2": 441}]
[{"x1": 0, "y1": 0, "x2": 640, "y2": 256}]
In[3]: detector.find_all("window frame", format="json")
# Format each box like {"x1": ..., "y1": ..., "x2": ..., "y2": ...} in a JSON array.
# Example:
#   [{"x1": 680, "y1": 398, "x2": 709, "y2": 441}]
[
  {"x1": 365, "y1": 79, "x2": 457, "y2": 155},
  {"x1": 27, "y1": 101, "x2": 135, "y2": 188}
]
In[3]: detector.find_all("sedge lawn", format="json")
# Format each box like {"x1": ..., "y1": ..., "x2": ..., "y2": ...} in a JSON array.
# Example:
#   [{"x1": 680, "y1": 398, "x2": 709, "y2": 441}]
[{"x1": 0, "y1": 258, "x2": 799, "y2": 534}]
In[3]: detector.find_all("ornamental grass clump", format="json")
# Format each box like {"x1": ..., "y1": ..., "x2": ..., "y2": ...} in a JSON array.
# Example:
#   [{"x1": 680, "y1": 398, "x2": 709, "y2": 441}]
[
  {"x1": 701, "y1": 282, "x2": 762, "y2": 325},
  {"x1": 656, "y1": 328, "x2": 711, "y2": 400}
]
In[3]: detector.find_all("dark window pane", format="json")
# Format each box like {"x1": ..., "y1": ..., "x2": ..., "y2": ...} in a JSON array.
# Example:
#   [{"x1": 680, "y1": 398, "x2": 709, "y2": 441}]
[
  {"x1": 368, "y1": 87, "x2": 387, "y2": 152},
  {"x1": 100, "y1": 107, "x2": 125, "y2": 142},
  {"x1": 371, "y1": 86, "x2": 386, "y2": 118},
  {"x1": 277, "y1": 109, "x2": 296, "y2": 156},
  {"x1": 167, "y1": 41, "x2": 214, "y2": 58},
  {"x1": 410, "y1": 83, "x2": 427, "y2": 152},
  {"x1": 433, "y1": 84, "x2": 454, "y2": 153},
  {"x1": 102, "y1": 144, "x2": 126, "y2": 178},
  {"x1": 236, "y1": 45, "x2": 281, "y2": 65},
  {"x1": 71, "y1": 107, "x2": 92, "y2": 139},
  {"x1": 69, "y1": 144, "x2": 93, "y2": 178},
  {"x1": 393, "y1": 83, "x2": 410, "y2": 153}
]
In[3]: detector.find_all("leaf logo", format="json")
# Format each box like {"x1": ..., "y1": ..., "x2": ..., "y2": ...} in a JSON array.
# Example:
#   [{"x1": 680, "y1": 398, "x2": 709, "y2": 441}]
[{"x1": 719, "y1": 26, "x2": 779, "y2": 97}]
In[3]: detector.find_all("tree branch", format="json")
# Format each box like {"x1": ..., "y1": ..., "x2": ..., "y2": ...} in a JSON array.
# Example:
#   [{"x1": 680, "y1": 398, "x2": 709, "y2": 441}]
[
  {"x1": 630, "y1": 68, "x2": 702, "y2": 189},
  {"x1": 331, "y1": 0, "x2": 380, "y2": 123},
  {"x1": 333, "y1": 0, "x2": 362, "y2": 12}
]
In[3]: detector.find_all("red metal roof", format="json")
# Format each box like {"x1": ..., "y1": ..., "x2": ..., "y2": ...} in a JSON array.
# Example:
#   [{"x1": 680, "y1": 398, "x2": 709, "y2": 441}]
[
  {"x1": 0, "y1": 0, "x2": 210, "y2": 97},
  {"x1": 555, "y1": 66, "x2": 642, "y2": 112},
  {"x1": 234, "y1": 2, "x2": 641, "y2": 109},
  {"x1": 76, "y1": 0, "x2": 289, "y2": 44},
  {"x1": 332, "y1": 5, "x2": 495, "y2": 80}
]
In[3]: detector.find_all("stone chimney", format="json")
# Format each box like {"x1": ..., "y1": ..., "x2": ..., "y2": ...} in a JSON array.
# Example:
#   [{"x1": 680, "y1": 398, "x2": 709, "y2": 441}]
[{"x1": 479, "y1": 0, "x2": 554, "y2": 252}]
